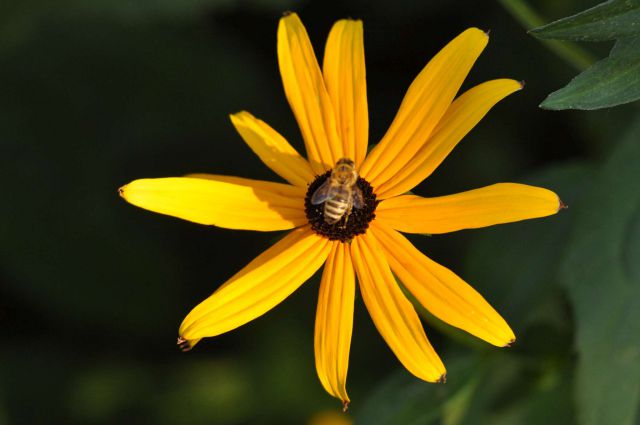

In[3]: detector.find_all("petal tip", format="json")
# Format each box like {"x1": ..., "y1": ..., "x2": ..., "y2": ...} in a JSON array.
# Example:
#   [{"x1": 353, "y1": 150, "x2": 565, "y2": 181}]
[
  {"x1": 559, "y1": 199, "x2": 568, "y2": 211},
  {"x1": 437, "y1": 373, "x2": 447, "y2": 384},
  {"x1": 519, "y1": 80, "x2": 526, "y2": 90},
  {"x1": 342, "y1": 400, "x2": 350, "y2": 412},
  {"x1": 118, "y1": 184, "x2": 128, "y2": 199},
  {"x1": 504, "y1": 338, "x2": 516, "y2": 348},
  {"x1": 177, "y1": 336, "x2": 192, "y2": 352},
  {"x1": 279, "y1": 11, "x2": 299, "y2": 31},
  {"x1": 280, "y1": 11, "x2": 300, "y2": 24},
  {"x1": 229, "y1": 111, "x2": 250, "y2": 126},
  {"x1": 466, "y1": 27, "x2": 489, "y2": 41}
]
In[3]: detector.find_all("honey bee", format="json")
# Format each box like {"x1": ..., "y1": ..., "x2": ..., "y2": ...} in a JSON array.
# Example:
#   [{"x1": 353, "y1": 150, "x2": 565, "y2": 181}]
[{"x1": 311, "y1": 158, "x2": 364, "y2": 225}]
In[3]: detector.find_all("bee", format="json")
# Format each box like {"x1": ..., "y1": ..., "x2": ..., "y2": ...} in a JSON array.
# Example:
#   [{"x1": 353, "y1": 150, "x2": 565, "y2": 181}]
[{"x1": 311, "y1": 158, "x2": 364, "y2": 225}]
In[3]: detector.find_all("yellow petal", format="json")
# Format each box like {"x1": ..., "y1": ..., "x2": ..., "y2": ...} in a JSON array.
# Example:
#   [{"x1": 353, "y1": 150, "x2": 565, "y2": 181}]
[
  {"x1": 372, "y1": 221, "x2": 515, "y2": 346},
  {"x1": 351, "y1": 232, "x2": 445, "y2": 382},
  {"x1": 180, "y1": 226, "x2": 331, "y2": 341},
  {"x1": 278, "y1": 13, "x2": 342, "y2": 174},
  {"x1": 376, "y1": 183, "x2": 562, "y2": 234},
  {"x1": 375, "y1": 79, "x2": 523, "y2": 199},
  {"x1": 315, "y1": 242, "x2": 355, "y2": 407},
  {"x1": 360, "y1": 28, "x2": 488, "y2": 187},
  {"x1": 323, "y1": 19, "x2": 368, "y2": 167},
  {"x1": 119, "y1": 176, "x2": 306, "y2": 231},
  {"x1": 230, "y1": 111, "x2": 315, "y2": 187}
]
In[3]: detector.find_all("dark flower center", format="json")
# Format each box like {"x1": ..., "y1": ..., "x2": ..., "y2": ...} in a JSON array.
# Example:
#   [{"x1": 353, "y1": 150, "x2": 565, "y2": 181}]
[{"x1": 304, "y1": 171, "x2": 378, "y2": 243}]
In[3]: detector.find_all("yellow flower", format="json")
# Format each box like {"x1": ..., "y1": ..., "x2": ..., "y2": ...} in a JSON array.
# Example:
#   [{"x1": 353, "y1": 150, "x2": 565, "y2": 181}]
[{"x1": 120, "y1": 13, "x2": 562, "y2": 409}]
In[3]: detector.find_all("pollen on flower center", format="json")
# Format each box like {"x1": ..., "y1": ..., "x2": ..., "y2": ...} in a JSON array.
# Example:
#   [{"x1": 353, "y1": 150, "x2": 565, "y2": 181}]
[{"x1": 304, "y1": 170, "x2": 378, "y2": 243}]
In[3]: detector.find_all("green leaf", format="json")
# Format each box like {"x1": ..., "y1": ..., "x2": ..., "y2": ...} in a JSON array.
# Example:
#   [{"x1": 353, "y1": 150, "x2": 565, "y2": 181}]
[
  {"x1": 354, "y1": 356, "x2": 481, "y2": 425},
  {"x1": 456, "y1": 355, "x2": 576, "y2": 425},
  {"x1": 530, "y1": 0, "x2": 640, "y2": 42},
  {"x1": 476, "y1": 372, "x2": 576, "y2": 425},
  {"x1": 559, "y1": 118, "x2": 640, "y2": 425},
  {"x1": 357, "y1": 349, "x2": 577, "y2": 425},
  {"x1": 529, "y1": 0, "x2": 640, "y2": 110},
  {"x1": 540, "y1": 35, "x2": 640, "y2": 110}
]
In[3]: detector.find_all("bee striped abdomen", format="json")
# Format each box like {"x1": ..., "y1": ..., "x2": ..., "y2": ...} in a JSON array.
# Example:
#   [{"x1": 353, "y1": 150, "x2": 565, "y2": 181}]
[{"x1": 324, "y1": 197, "x2": 349, "y2": 224}]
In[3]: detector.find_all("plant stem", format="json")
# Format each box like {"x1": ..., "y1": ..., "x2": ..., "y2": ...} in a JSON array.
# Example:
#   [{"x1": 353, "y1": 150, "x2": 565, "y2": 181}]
[{"x1": 498, "y1": 0, "x2": 596, "y2": 71}]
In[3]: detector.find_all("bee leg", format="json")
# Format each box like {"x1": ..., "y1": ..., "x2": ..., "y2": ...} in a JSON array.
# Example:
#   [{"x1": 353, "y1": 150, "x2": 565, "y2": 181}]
[{"x1": 343, "y1": 203, "x2": 353, "y2": 227}]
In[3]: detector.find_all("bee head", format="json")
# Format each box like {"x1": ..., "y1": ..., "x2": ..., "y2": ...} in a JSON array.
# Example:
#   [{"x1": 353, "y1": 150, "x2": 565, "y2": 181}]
[{"x1": 332, "y1": 158, "x2": 357, "y2": 184}]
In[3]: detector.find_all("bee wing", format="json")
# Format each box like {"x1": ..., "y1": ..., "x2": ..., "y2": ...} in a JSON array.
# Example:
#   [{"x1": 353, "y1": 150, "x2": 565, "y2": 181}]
[
  {"x1": 353, "y1": 186, "x2": 364, "y2": 209},
  {"x1": 311, "y1": 179, "x2": 333, "y2": 205}
]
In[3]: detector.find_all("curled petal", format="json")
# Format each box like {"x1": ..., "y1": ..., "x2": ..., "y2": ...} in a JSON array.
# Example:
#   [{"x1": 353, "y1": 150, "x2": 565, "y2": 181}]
[
  {"x1": 278, "y1": 12, "x2": 342, "y2": 173},
  {"x1": 323, "y1": 19, "x2": 368, "y2": 167},
  {"x1": 315, "y1": 242, "x2": 355, "y2": 405},
  {"x1": 351, "y1": 232, "x2": 445, "y2": 382}
]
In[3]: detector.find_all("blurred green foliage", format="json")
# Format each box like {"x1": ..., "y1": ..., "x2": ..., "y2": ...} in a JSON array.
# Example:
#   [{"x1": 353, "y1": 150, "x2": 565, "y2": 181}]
[
  {"x1": 560, "y1": 121, "x2": 640, "y2": 425},
  {"x1": 1, "y1": 0, "x2": 639, "y2": 424}
]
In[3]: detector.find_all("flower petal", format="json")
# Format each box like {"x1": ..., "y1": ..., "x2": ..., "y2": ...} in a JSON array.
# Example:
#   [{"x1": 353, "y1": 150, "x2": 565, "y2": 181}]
[
  {"x1": 323, "y1": 19, "x2": 368, "y2": 167},
  {"x1": 375, "y1": 79, "x2": 523, "y2": 199},
  {"x1": 230, "y1": 111, "x2": 315, "y2": 187},
  {"x1": 119, "y1": 176, "x2": 306, "y2": 231},
  {"x1": 179, "y1": 226, "x2": 331, "y2": 341},
  {"x1": 278, "y1": 12, "x2": 342, "y2": 174},
  {"x1": 372, "y1": 221, "x2": 515, "y2": 346},
  {"x1": 315, "y1": 242, "x2": 355, "y2": 407},
  {"x1": 360, "y1": 28, "x2": 488, "y2": 187},
  {"x1": 376, "y1": 183, "x2": 562, "y2": 234},
  {"x1": 351, "y1": 232, "x2": 445, "y2": 382}
]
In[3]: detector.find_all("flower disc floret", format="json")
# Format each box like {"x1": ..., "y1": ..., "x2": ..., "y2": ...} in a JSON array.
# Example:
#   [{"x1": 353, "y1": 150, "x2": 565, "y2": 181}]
[{"x1": 305, "y1": 171, "x2": 378, "y2": 242}]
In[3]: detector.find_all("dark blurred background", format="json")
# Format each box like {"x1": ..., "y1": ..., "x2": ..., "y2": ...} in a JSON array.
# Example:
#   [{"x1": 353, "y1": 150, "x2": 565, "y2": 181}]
[{"x1": 2, "y1": 0, "x2": 639, "y2": 424}]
